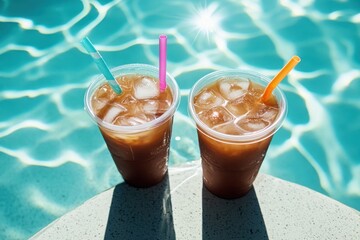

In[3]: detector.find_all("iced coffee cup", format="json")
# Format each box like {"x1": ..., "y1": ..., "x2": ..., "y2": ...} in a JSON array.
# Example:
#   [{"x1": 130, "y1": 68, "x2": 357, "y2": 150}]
[
  {"x1": 85, "y1": 64, "x2": 180, "y2": 187},
  {"x1": 188, "y1": 70, "x2": 287, "y2": 198}
]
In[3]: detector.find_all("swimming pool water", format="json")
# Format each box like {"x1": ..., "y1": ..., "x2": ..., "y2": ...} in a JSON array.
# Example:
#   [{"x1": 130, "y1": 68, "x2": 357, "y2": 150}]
[{"x1": 1, "y1": 0, "x2": 359, "y2": 239}]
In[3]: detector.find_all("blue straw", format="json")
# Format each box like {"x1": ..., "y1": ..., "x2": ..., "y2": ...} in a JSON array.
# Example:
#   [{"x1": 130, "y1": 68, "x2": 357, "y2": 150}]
[{"x1": 81, "y1": 37, "x2": 122, "y2": 94}]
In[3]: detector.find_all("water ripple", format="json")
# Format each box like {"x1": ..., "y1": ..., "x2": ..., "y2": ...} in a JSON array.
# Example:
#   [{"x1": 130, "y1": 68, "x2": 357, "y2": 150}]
[{"x1": 0, "y1": 0, "x2": 359, "y2": 239}]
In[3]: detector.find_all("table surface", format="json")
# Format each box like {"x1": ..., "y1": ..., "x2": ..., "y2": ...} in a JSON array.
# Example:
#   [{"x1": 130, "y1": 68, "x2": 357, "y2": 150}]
[{"x1": 31, "y1": 162, "x2": 360, "y2": 240}]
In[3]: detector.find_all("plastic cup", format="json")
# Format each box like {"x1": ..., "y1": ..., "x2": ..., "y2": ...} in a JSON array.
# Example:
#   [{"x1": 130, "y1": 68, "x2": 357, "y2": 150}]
[
  {"x1": 188, "y1": 70, "x2": 287, "y2": 198},
  {"x1": 85, "y1": 64, "x2": 180, "y2": 187}
]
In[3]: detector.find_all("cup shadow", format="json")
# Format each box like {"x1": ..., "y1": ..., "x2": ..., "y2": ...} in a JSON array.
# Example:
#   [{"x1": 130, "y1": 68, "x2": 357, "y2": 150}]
[
  {"x1": 202, "y1": 185, "x2": 269, "y2": 240},
  {"x1": 104, "y1": 173, "x2": 176, "y2": 240}
]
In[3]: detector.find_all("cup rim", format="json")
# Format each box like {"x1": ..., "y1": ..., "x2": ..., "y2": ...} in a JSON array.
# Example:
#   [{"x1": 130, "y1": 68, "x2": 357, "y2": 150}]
[
  {"x1": 84, "y1": 64, "x2": 180, "y2": 133},
  {"x1": 188, "y1": 69, "x2": 287, "y2": 143}
]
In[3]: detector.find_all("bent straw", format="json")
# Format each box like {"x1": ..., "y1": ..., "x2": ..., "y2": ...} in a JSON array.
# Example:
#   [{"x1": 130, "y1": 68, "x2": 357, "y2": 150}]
[
  {"x1": 81, "y1": 37, "x2": 122, "y2": 94},
  {"x1": 261, "y1": 56, "x2": 301, "y2": 102},
  {"x1": 159, "y1": 35, "x2": 167, "y2": 92}
]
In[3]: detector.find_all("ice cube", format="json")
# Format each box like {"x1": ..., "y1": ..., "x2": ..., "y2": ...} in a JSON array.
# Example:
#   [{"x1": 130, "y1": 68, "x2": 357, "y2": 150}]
[
  {"x1": 116, "y1": 75, "x2": 133, "y2": 91},
  {"x1": 219, "y1": 78, "x2": 250, "y2": 100},
  {"x1": 95, "y1": 84, "x2": 116, "y2": 100},
  {"x1": 120, "y1": 94, "x2": 137, "y2": 105},
  {"x1": 126, "y1": 116, "x2": 147, "y2": 125},
  {"x1": 134, "y1": 77, "x2": 159, "y2": 100},
  {"x1": 92, "y1": 84, "x2": 116, "y2": 112},
  {"x1": 198, "y1": 106, "x2": 234, "y2": 128},
  {"x1": 103, "y1": 105, "x2": 127, "y2": 123},
  {"x1": 259, "y1": 107, "x2": 279, "y2": 122},
  {"x1": 194, "y1": 89, "x2": 224, "y2": 109},
  {"x1": 142, "y1": 100, "x2": 158, "y2": 114},
  {"x1": 114, "y1": 114, "x2": 155, "y2": 126},
  {"x1": 248, "y1": 104, "x2": 279, "y2": 122},
  {"x1": 225, "y1": 93, "x2": 255, "y2": 117},
  {"x1": 248, "y1": 81, "x2": 265, "y2": 98},
  {"x1": 213, "y1": 122, "x2": 243, "y2": 135},
  {"x1": 237, "y1": 117, "x2": 269, "y2": 132},
  {"x1": 142, "y1": 100, "x2": 170, "y2": 116},
  {"x1": 91, "y1": 98, "x2": 107, "y2": 113}
]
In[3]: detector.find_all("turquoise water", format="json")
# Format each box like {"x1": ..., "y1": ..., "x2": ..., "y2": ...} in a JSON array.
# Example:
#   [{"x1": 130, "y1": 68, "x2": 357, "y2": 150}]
[{"x1": 1, "y1": 0, "x2": 359, "y2": 239}]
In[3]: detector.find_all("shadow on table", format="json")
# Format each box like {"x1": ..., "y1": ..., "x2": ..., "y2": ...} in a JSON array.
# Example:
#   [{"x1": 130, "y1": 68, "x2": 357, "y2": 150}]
[
  {"x1": 202, "y1": 186, "x2": 269, "y2": 240},
  {"x1": 104, "y1": 173, "x2": 176, "y2": 240}
]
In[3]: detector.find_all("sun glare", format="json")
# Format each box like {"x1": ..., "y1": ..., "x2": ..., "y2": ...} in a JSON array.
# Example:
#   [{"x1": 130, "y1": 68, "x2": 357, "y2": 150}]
[{"x1": 191, "y1": 3, "x2": 223, "y2": 42}]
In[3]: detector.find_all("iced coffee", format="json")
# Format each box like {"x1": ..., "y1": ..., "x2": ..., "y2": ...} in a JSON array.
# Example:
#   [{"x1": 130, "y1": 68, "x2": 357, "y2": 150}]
[
  {"x1": 189, "y1": 70, "x2": 287, "y2": 198},
  {"x1": 85, "y1": 64, "x2": 180, "y2": 187}
]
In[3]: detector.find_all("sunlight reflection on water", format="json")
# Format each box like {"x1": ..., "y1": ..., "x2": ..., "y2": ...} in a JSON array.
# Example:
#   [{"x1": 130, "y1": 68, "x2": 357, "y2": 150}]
[{"x1": 0, "y1": 0, "x2": 359, "y2": 239}]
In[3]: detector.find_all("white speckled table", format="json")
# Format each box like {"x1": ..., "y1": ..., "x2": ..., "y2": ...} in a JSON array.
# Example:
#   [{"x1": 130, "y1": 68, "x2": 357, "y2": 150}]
[{"x1": 31, "y1": 162, "x2": 360, "y2": 240}]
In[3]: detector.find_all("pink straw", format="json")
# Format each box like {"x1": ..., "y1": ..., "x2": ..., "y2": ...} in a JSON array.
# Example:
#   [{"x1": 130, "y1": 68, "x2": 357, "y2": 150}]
[{"x1": 159, "y1": 35, "x2": 167, "y2": 92}]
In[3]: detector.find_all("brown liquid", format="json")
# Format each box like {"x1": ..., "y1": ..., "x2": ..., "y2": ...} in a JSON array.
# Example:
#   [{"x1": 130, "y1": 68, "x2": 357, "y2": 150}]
[
  {"x1": 193, "y1": 77, "x2": 279, "y2": 198},
  {"x1": 91, "y1": 75, "x2": 173, "y2": 187}
]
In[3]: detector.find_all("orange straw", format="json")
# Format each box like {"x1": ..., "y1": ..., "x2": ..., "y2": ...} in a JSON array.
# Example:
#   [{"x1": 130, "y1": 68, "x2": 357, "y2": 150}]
[{"x1": 261, "y1": 56, "x2": 301, "y2": 103}]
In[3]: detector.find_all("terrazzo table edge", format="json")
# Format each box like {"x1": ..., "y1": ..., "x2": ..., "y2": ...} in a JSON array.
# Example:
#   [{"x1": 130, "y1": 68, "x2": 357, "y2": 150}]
[{"x1": 31, "y1": 162, "x2": 360, "y2": 239}]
